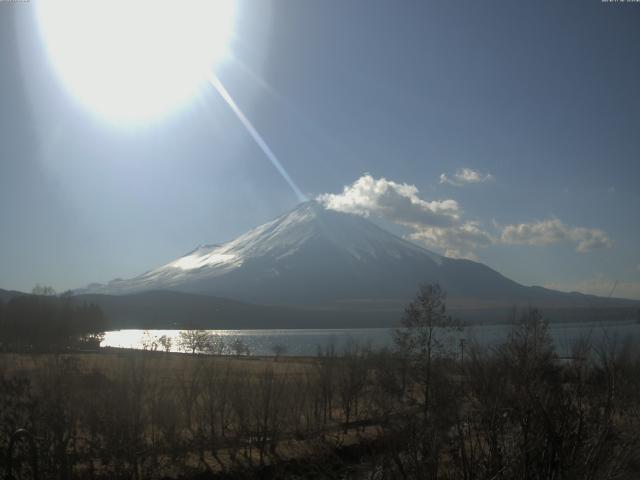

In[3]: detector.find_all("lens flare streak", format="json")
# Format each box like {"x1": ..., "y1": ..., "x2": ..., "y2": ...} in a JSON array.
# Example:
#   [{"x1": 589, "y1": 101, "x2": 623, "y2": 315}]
[{"x1": 208, "y1": 73, "x2": 307, "y2": 202}]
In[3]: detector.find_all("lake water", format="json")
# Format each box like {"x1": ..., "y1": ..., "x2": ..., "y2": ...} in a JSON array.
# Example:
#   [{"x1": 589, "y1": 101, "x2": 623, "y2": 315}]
[{"x1": 102, "y1": 320, "x2": 640, "y2": 357}]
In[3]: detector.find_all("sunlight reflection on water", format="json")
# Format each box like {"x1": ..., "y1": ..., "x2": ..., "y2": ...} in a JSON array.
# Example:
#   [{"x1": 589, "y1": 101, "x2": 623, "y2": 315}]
[{"x1": 101, "y1": 321, "x2": 640, "y2": 357}]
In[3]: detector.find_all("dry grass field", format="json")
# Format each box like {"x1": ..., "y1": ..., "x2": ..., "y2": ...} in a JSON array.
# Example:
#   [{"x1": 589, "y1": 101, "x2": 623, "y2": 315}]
[
  {"x1": 2, "y1": 309, "x2": 640, "y2": 479},
  {"x1": 0, "y1": 350, "x2": 315, "y2": 379}
]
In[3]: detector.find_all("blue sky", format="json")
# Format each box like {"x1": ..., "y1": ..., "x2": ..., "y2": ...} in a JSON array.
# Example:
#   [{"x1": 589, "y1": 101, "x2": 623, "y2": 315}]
[{"x1": 1, "y1": 0, "x2": 639, "y2": 298}]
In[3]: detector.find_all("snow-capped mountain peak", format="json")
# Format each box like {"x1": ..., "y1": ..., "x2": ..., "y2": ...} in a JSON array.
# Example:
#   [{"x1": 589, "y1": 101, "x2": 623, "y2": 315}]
[
  {"x1": 77, "y1": 202, "x2": 638, "y2": 314},
  {"x1": 83, "y1": 201, "x2": 444, "y2": 297}
]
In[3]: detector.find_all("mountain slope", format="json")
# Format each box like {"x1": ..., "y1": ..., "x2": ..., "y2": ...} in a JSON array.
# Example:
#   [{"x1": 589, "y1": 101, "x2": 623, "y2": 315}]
[
  {"x1": 74, "y1": 290, "x2": 639, "y2": 329},
  {"x1": 79, "y1": 202, "x2": 638, "y2": 311},
  {"x1": 73, "y1": 290, "x2": 403, "y2": 329}
]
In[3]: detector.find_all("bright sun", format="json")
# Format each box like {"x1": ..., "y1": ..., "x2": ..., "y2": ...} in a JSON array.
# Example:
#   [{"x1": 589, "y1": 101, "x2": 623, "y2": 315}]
[{"x1": 36, "y1": 0, "x2": 236, "y2": 123}]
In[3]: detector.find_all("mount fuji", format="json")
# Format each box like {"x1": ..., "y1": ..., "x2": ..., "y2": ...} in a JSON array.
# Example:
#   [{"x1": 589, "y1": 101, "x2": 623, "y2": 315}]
[{"x1": 78, "y1": 201, "x2": 637, "y2": 326}]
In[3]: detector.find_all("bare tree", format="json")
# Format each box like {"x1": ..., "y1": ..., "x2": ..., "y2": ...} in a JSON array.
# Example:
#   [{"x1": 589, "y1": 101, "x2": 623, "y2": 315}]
[
  {"x1": 194, "y1": 358, "x2": 234, "y2": 471},
  {"x1": 177, "y1": 330, "x2": 211, "y2": 355},
  {"x1": 394, "y1": 283, "x2": 459, "y2": 413},
  {"x1": 271, "y1": 343, "x2": 287, "y2": 360},
  {"x1": 204, "y1": 333, "x2": 226, "y2": 356},
  {"x1": 141, "y1": 330, "x2": 159, "y2": 351},
  {"x1": 158, "y1": 334, "x2": 172, "y2": 352},
  {"x1": 316, "y1": 343, "x2": 337, "y2": 427},
  {"x1": 230, "y1": 338, "x2": 250, "y2": 357},
  {"x1": 337, "y1": 342, "x2": 367, "y2": 433},
  {"x1": 383, "y1": 284, "x2": 462, "y2": 479},
  {"x1": 31, "y1": 284, "x2": 56, "y2": 296},
  {"x1": 250, "y1": 367, "x2": 288, "y2": 465}
]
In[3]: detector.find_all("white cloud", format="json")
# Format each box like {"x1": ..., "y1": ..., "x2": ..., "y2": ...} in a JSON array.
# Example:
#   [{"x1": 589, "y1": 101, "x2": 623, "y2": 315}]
[
  {"x1": 440, "y1": 168, "x2": 494, "y2": 187},
  {"x1": 317, "y1": 174, "x2": 492, "y2": 259},
  {"x1": 317, "y1": 174, "x2": 461, "y2": 228},
  {"x1": 500, "y1": 218, "x2": 612, "y2": 253},
  {"x1": 545, "y1": 275, "x2": 640, "y2": 300},
  {"x1": 318, "y1": 175, "x2": 613, "y2": 260},
  {"x1": 408, "y1": 222, "x2": 495, "y2": 260}
]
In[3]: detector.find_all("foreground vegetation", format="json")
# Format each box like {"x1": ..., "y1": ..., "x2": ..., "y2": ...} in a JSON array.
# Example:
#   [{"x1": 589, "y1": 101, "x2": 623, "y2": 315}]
[{"x1": 1, "y1": 285, "x2": 640, "y2": 479}]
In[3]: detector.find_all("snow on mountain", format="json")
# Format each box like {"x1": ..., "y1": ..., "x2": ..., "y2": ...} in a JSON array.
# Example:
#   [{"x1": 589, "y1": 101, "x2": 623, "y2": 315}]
[
  {"x1": 84, "y1": 201, "x2": 443, "y2": 297},
  {"x1": 80, "y1": 201, "x2": 618, "y2": 309},
  {"x1": 168, "y1": 201, "x2": 443, "y2": 267}
]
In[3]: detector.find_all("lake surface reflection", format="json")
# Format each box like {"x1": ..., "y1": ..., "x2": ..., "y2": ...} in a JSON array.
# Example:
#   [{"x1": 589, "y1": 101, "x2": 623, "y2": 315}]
[{"x1": 102, "y1": 321, "x2": 640, "y2": 357}]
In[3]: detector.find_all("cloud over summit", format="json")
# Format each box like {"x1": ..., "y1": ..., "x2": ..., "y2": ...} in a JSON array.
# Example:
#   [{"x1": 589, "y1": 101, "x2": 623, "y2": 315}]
[
  {"x1": 317, "y1": 174, "x2": 489, "y2": 259},
  {"x1": 318, "y1": 174, "x2": 613, "y2": 260},
  {"x1": 317, "y1": 174, "x2": 460, "y2": 228}
]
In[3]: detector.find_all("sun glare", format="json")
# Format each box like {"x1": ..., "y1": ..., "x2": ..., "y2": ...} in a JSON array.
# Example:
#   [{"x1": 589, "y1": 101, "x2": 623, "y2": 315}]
[{"x1": 36, "y1": 0, "x2": 236, "y2": 124}]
